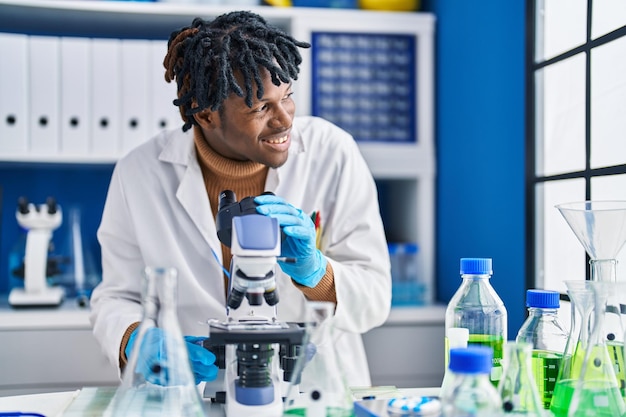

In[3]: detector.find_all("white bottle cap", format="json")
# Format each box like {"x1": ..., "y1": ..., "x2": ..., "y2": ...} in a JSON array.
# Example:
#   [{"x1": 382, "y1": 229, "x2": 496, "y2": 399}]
[{"x1": 446, "y1": 327, "x2": 469, "y2": 348}]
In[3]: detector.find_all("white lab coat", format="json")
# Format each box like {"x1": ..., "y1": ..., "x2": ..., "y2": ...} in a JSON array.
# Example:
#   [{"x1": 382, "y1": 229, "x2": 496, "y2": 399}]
[{"x1": 90, "y1": 116, "x2": 391, "y2": 387}]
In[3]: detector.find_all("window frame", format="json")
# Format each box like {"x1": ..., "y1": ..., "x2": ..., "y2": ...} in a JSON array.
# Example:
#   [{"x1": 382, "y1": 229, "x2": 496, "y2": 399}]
[{"x1": 526, "y1": 0, "x2": 626, "y2": 292}]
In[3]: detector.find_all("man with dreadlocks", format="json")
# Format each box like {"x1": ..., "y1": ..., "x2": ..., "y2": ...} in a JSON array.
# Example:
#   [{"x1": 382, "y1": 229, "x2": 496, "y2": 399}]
[{"x1": 90, "y1": 11, "x2": 391, "y2": 388}]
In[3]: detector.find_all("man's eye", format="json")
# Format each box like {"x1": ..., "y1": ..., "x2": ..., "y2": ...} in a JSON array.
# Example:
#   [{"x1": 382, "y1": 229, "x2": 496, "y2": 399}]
[{"x1": 284, "y1": 92, "x2": 294, "y2": 100}]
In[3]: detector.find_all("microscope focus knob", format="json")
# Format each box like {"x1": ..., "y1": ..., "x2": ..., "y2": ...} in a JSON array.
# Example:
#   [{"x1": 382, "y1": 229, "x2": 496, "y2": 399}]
[
  {"x1": 46, "y1": 197, "x2": 58, "y2": 214},
  {"x1": 18, "y1": 196, "x2": 30, "y2": 214}
]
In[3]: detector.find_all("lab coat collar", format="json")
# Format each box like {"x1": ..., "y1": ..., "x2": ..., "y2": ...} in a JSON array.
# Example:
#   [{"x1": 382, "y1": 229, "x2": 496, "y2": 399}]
[
  {"x1": 155, "y1": 128, "x2": 220, "y2": 254},
  {"x1": 157, "y1": 127, "x2": 195, "y2": 166}
]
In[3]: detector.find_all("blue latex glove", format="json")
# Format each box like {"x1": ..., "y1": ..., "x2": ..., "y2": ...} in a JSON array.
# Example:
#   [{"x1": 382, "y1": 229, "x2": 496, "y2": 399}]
[
  {"x1": 125, "y1": 328, "x2": 218, "y2": 385},
  {"x1": 254, "y1": 194, "x2": 327, "y2": 287}
]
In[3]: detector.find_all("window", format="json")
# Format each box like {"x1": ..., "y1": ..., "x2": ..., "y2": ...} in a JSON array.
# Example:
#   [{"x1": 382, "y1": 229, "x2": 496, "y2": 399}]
[{"x1": 528, "y1": 0, "x2": 626, "y2": 293}]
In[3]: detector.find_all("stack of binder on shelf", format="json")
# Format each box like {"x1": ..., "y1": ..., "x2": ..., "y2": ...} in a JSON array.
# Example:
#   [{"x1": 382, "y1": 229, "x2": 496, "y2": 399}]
[{"x1": 0, "y1": 32, "x2": 182, "y2": 162}]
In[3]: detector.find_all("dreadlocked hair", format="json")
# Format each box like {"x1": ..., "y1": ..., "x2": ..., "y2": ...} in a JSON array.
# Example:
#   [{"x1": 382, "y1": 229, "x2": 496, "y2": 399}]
[{"x1": 163, "y1": 11, "x2": 311, "y2": 132}]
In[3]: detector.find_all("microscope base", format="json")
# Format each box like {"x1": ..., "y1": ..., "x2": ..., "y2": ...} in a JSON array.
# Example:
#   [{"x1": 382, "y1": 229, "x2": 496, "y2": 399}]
[{"x1": 8, "y1": 286, "x2": 65, "y2": 307}]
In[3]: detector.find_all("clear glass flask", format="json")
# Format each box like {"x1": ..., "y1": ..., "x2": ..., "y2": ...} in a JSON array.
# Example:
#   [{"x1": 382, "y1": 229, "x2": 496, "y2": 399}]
[
  {"x1": 497, "y1": 342, "x2": 543, "y2": 415},
  {"x1": 566, "y1": 281, "x2": 625, "y2": 417},
  {"x1": 283, "y1": 301, "x2": 353, "y2": 417},
  {"x1": 440, "y1": 346, "x2": 502, "y2": 417},
  {"x1": 104, "y1": 267, "x2": 205, "y2": 417},
  {"x1": 550, "y1": 280, "x2": 595, "y2": 417},
  {"x1": 516, "y1": 289, "x2": 569, "y2": 409},
  {"x1": 445, "y1": 258, "x2": 507, "y2": 387}
]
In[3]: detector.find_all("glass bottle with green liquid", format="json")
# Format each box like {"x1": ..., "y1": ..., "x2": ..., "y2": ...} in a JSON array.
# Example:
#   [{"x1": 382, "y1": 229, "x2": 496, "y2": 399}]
[
  {"x1": 445, "y1": 258, "x2": 507, "y2": 388},
  {"x1": 515, "y1": 289, "x2": 569, "y2": 410}
]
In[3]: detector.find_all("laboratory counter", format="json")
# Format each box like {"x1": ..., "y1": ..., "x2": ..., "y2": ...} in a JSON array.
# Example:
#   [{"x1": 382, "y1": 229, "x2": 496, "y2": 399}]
[
  {"x1": 0, "y1": 386, "x2": 441, "y2": 416},
  {"x1": 0, "y1": 297, "x2": 446, "y2": 396}
]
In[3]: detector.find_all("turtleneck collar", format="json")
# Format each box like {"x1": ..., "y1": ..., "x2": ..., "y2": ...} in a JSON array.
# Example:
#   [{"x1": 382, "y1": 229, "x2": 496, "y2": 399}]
[{"x1": 193, "y1": 126, "x2": 267, "y2": 180}]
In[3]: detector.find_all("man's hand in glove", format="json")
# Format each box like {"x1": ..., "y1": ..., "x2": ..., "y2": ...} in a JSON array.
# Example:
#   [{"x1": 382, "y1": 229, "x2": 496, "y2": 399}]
[
  {"x1": 254, "y1": 194, "x2": 327, "y2": 287},
  {"x1": 125, "y1": 327, "x2": 218, "y2": 385}
]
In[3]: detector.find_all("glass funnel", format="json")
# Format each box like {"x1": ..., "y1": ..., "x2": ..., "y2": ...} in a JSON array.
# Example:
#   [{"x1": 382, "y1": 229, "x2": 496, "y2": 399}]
[
  {"x1": 104, "y1": 267, "x2": 205, "y2": 417},
  {"x1": 283, "y1": 301, "x2": 353, "y2": 417},
  {"x1": 556, "y1": 200, "x2": 626, "y2": 282},
  {"x1": 566, "y1": 280, "x2": 625, "y2": 417}
]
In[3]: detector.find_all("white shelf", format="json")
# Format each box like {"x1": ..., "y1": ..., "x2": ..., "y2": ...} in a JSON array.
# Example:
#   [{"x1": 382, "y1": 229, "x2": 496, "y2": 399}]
[{"x1": 0, "y1": 297, "x2": 92, "y2": 330}]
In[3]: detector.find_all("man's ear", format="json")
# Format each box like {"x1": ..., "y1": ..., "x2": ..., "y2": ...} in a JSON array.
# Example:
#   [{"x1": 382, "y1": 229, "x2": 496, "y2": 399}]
[{"x1": 194, "y1": 108, "x2": 219, "y2": 130}]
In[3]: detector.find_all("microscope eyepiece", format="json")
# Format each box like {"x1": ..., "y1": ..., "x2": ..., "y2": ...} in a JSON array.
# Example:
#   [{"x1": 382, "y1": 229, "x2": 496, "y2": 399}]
[{"x1": 218, "y1": 190, "x2": 237, "y2": 211}]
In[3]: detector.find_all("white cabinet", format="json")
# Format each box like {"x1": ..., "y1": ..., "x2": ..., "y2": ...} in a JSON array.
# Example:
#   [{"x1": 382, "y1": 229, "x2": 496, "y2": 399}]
[
  {"x1": 0, "y1": 299, "x2": 119, "y2": 396},
  {"x1": 0, "y1": 0, "x2": 438, "y2": 389},
  {"x1": 362, "y1": 305, "x2": 446, "y2": 388}
]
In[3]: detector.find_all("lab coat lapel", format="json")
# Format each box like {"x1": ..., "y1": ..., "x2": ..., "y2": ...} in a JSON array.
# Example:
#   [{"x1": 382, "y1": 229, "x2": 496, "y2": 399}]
[{"x1": 159, "y1": 130, "x2": 221, "y2": 260}]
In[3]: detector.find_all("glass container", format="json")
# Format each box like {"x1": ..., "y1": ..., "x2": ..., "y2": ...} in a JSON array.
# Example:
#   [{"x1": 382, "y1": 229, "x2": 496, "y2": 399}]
[{"x1": 104, "y1": 267, "x2": 205, "y2": 417}]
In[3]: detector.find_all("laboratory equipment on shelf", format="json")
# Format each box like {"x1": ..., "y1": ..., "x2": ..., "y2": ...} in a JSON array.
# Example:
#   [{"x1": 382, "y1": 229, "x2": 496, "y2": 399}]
[
  {"x1": 8, "y1": 196, "x2": 64, "y2": 307},
  {"x1": 497, "y1": 342, "x2": 543, "y2": 415},
  {"x1": 515, "y1": 289, "x2": 569, "y2": 409},
  {"x1": 105, "y1": 267, "x2": 205, "y2": 417},
  {"x1": 445, "y1": 258, "x2": 507, "y2": 387},
  {"x1": 283, "y1": 301, "x2": 354, "y2": 417},
  {"x1": 203, "y1": 190, "x2": 306, "y2": 417},
  {"x1": 440, "y1": 346, "x2": 502, "y2": 417},
  {"x1": 63, "y1": 207, "x2": 100, "y2": 307}
]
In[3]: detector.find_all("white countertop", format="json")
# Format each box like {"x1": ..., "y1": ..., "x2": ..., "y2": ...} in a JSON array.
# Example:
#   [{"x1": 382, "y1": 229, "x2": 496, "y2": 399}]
[{"x1": 0, "y1": 387, "x2": 441, "y2": 416}]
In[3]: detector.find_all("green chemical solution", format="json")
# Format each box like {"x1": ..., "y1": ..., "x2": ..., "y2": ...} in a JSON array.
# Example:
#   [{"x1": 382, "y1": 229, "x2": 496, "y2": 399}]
[
  {"x1": 607, "y1": 340, "x2": 625, "y2": 398},
  {"x1": 467, "y1": 334, "x2": 504, "y2": 387},
  {"x1": 550, "y1": 379, "x2": 625, "y2": 417},
  {"x1": 531, "y1": 350, "x2": 563, "y2": 409},
  {"x1": 283, "y1": 407, "x2": 354, "y2": 416}
]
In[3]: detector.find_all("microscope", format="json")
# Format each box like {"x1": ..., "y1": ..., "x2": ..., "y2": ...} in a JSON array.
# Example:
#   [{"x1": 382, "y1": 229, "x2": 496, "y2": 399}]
[
  {"x1": 9, "y1": 197, "x2": 65, "y2": 307},
  {"x1": 204, "y1": 190, "x2": 305, "y2": 417}
]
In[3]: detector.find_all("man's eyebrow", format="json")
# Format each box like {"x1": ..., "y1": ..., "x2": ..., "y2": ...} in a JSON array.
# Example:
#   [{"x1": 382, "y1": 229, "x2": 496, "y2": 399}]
[{"x1": 256, "y1": 82, "x2": 293, "y2": 102}]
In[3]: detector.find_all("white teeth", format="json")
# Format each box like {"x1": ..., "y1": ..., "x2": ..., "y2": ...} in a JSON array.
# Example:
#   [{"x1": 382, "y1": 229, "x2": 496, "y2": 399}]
[{"x1": 267, "y1": 136, "x2": 287, "y2": 144}]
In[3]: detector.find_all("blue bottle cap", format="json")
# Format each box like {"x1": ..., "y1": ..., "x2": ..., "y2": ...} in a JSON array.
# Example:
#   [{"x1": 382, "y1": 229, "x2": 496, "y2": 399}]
[
  {"x1": 526, "y1": 289, "x2": 560, "y2": 308},
  {"x1": 449, "y1": 346, "x2": 493, "y2": 374},
  {"x1": 460, "y1": 258, "x2": 493, "y2": 275}
]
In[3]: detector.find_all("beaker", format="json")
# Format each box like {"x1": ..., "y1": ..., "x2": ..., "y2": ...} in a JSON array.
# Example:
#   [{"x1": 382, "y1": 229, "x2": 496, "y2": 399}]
[
  {"x1": 567, "y1": 280, "x2": 625, "y2": 417},
  {"x1": 104, "y1": 267, "x2": 205, "y2": 417},
  {"x1": 550, "y1": 280, "x2": 595, "y2": 417},
  {"x1": 283, "y1": 301, "x2": 353, "y2": 417}
]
